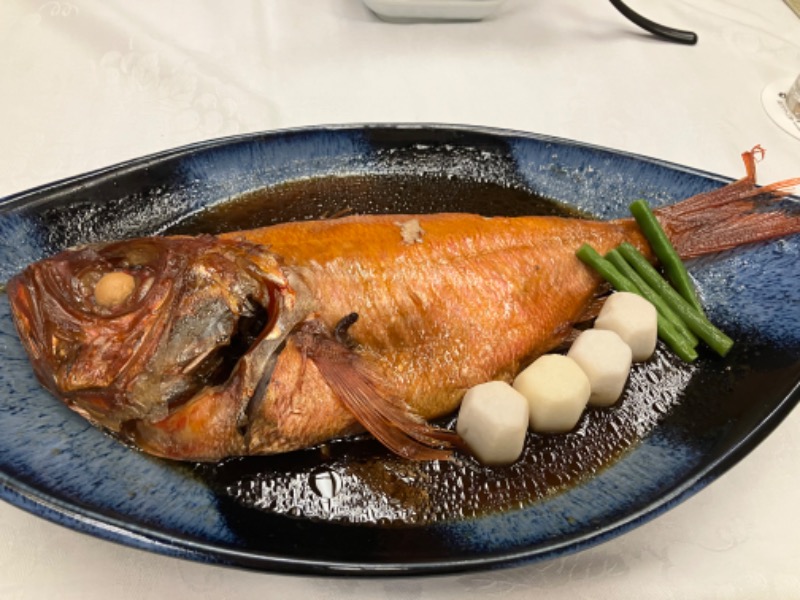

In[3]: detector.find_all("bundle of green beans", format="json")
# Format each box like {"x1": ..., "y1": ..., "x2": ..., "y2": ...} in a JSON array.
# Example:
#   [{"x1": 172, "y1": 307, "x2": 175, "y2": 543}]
[{"x1": 576, "y1": 199, "x2": 733, "y2": 362}]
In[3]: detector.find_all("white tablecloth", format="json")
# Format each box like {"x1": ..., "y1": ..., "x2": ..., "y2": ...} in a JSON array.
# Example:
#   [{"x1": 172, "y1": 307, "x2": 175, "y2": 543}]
[{"x1": 1, "y1": 1, "x2": 799, "y2": 598}]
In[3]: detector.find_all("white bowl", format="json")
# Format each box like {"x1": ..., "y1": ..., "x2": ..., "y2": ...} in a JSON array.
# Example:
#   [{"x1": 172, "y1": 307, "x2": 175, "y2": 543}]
[{"x1": 362, "y1": 0, "x2": 506, "y2": 22}]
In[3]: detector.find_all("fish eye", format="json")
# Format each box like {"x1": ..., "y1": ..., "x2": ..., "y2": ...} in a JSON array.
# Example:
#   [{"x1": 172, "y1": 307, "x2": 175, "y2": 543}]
[{"x1": 93, "y1": 271, "x2": 136, "y2": 307}]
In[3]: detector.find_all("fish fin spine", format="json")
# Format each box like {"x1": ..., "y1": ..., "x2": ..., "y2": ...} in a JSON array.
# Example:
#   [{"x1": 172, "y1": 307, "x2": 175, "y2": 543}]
[{"x1": 295, "y1": 319, "x2": 463, "y2": 460}]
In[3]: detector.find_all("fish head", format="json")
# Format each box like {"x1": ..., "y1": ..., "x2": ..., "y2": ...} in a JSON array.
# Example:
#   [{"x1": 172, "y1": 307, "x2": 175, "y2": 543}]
[{"x1": 7, "y1": 235, "x2": 294, "y2": 431}]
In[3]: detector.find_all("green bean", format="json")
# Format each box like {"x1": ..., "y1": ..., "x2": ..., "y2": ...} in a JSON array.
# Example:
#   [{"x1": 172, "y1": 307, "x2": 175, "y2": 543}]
[
  {"x1": 652, "y1": 312, "x2": 699, "y2": 362},
  {"x1": 605, "y1": 248, "x2": 698, "y2": 347},
  {"x1": 576, "y1": 244, "x2": 639, "y2": 294},
  {"x1": 576, "y1": 244, "x2": 698, "y2": 362},
  {"x1": 630, "y1": 199, "x2": 704, "y2": 313},
  {"x1": 617, "y1": 242, "x2": 734, "y2": 357}
]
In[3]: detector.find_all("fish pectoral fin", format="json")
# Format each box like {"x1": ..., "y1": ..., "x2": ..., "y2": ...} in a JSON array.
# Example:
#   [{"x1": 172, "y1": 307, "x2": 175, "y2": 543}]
[{"x1": 295, "y1": 319, "x2": 462, "y2": 461}]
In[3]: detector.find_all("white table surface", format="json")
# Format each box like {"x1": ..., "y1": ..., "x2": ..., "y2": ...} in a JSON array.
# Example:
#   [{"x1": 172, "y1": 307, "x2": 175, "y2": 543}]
[{"x1": 1, "y1": 1, "x2": 799, "y2": 598}]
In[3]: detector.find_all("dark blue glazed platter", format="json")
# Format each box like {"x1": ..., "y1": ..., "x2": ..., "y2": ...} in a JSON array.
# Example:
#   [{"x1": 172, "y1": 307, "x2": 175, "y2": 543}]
[{"x1": 0, "y1": 125, "x2": 798, "y2": 575}]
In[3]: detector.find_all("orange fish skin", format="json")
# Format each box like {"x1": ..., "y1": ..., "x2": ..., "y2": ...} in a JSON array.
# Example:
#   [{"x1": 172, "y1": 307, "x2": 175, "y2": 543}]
[{"x1": 208, "y1": 213, "x2": 647, "y2": 455}]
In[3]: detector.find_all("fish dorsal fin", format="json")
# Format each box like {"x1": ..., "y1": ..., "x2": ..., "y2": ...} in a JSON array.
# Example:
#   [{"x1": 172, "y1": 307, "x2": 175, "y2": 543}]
[{"x1": 294, "y1": 316, "x2": 462, "y2": 461}]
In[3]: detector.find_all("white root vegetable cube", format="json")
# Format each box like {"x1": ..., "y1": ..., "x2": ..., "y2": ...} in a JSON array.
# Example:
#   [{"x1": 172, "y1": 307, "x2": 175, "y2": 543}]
[
  {"x1": 567, "y1": 329, "x2": 632, "y2": 407},
  {"x1": 594, "y1": 291, "x2": 658, "y2": 361},
  {"x1": 456, "y1": 381, "x2": 529, "y2": 465},
  {"x1": 512, "y1": 354, "x2": 590, "y2": 434}
]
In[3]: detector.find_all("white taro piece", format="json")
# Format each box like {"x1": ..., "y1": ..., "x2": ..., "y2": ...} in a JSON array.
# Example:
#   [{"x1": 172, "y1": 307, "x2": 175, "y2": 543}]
[
  {"x1": 512, "y1": 354, "x2": 591, "y2": 434},
  {"x1": 567, "y1": 329, "x2": 632, "y2": 407},
  {"x1": 594, "y1": 291, "x2": 658, "y2": 361},
  {"x1": 456, "y1": 381, "x2": 529, "y2": 465}
]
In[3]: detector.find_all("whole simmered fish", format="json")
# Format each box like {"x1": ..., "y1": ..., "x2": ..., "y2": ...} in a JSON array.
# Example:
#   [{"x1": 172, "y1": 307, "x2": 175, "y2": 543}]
[{"x1": 7, "y1": 148, "x2": 800, "y2": 461}]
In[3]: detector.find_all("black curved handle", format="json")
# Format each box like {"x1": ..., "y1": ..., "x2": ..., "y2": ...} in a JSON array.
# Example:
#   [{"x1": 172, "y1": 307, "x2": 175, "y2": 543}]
[{"x1": 609, "y1": 0, "x2": 698, "y2": 45}]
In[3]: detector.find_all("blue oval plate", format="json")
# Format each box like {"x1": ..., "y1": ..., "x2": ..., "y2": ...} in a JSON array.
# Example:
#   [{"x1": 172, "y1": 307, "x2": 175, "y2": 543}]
[{"x1": 0, "y1": 125, "x2": 798, "y2": 575}]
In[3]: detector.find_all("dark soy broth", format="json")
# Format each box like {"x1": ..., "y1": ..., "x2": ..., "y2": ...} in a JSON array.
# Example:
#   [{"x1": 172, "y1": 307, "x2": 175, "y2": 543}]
[{"x1": 167, "y1": 173, "x2": 582, "y2": 236}]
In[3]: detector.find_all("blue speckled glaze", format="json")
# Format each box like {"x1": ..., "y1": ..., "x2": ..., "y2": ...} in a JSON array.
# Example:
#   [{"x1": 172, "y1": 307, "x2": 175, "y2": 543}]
[
  {"x1": 508, "y1": 138, "x2": 720, "y2": 219},
  {"x1": 690, "y1": 239, "x2": 800, "y2": 347},
  {"x1": 0, "y1": 124, "x2": 798, "y2": 575}
]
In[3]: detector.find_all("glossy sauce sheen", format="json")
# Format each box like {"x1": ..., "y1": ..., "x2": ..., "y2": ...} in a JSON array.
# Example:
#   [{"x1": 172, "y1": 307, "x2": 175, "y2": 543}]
[
  {"x1": 170, "y1": 173, "x2": 583, "y2": 233},
  {"x1": 164, "y1": 175, "x2": 757, "y2": 526}
]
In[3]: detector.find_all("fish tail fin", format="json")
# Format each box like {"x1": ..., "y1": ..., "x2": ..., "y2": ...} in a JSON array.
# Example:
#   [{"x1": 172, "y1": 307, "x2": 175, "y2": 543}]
[
  {"x1": 655, "y1": 146, "x2": 800, "y2": 259},
  {"x1": 296, "y1": 318, "x2": 464, "y2": 461}
]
